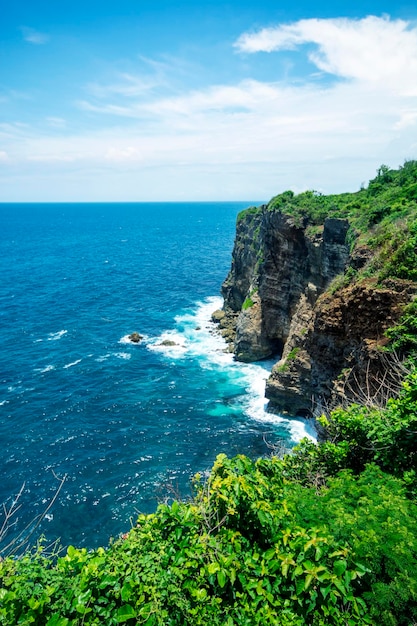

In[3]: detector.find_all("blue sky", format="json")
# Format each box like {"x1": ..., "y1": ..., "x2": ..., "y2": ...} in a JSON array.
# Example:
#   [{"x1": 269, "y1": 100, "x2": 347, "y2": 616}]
[{"x1": 1, "y1": 0, "x2": 417, "y2": 201}]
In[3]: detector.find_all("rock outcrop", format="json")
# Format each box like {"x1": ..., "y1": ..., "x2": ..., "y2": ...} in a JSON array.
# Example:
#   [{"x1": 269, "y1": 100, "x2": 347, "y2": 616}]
[
  {"x1": 128, "y1": 332, "x2": 143, "y2": 343},
  {"x1": 218, "y1": 205, "x2": 415, "y2": 416},
  {"x1": 265, "y1": 279, "x2": 414, "y2": 415}
]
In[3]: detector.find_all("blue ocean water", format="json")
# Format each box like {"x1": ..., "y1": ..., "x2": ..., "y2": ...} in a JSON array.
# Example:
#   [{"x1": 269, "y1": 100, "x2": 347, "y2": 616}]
[{"x1": 0, "y1": 202, "x2": 315, "y2": 549}]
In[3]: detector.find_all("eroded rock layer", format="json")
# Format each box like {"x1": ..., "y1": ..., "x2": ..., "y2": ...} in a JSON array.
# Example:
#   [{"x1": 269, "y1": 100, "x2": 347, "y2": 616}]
[{"x1": 219, "y1": 206, "x2": 415, "y2": 415}]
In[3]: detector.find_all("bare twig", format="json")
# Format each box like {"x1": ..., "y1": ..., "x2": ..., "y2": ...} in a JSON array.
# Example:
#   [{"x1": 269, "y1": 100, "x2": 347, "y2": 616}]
[{"x1": 0, "y1": 472, "x2": 67, "y2": 558}]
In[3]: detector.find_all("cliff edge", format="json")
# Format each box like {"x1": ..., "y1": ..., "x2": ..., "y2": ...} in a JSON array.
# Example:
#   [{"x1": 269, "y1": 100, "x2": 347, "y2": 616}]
[{"x1": 216, "y1": 163, "x2": 417, "y2": 416}]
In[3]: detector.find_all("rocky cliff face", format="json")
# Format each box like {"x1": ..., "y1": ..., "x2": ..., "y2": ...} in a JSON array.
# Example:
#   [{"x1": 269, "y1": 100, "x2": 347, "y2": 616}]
[{"x1": 218, "y1": 206, "x2": 414, "y2": 416}]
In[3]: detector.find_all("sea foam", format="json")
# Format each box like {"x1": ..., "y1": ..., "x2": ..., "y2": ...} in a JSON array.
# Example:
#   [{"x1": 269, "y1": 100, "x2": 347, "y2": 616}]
[
  {"x1": 148, "y1": 296, "x2": 316, "y2": 445},
  {"x1": 47, "y1": 330, "x2": 68, "y2": 341},
  {"x1": 63, "y1": 359, "x2": 82, "y2": 369}
]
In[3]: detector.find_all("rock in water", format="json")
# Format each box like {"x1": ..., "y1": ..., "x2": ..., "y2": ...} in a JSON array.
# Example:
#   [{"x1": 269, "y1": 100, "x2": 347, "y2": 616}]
[{"x1": 128, "y1": 332, "x2": 143, "y2": 343}]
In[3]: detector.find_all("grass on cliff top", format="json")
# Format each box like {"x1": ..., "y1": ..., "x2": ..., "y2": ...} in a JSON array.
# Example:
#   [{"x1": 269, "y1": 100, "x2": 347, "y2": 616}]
[
  {"x1": 266, "y1": 160, "x2": 417, "y2": 233},
  {"x1": 238, "y1": 160, "x2": 417, "y2": 283}
]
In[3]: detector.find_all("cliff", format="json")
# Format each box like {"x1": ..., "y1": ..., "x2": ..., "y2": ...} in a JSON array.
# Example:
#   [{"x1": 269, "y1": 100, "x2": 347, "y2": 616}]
[{"x1": 216, "y1": 164, "x2": 417, "y2": 416}]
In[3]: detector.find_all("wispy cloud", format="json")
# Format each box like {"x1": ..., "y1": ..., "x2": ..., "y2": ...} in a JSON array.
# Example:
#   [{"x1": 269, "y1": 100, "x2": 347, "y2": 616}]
[
  {"x1": 45, "y1": 117, "x2": 67, "y2": 129},
  {"x1": 3, "y1": 16, "x2": 417, "y2": 200},
  {"x1": 87, "y1": 73, "x2": 161, "y2": 99},
  {"x1": 104, "y1": 146, "x2": 143, "y2": 161},
  {"x1": 21, "y1": 26, "x2": 49, "y2": 45}
]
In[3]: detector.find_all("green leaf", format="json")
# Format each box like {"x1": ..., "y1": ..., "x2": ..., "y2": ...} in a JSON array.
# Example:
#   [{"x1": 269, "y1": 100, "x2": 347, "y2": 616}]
[
  {"x1": 121, "y1": 582, "x2": 133, "y2": 602},
  {"x1": 217, "y1": 569, "x2": 227, "y2": 588},
  {"x1": 296, "y1": 578, "x2": 304, "y2": 596},
  {"x1": 66, "y1": 545, "x2": 76, "y2": 558},
  {"x1": 207, "y1": 562, "x2": 220, "y2": 575},
  {"x1": 46, "y1": 617, "x2": 69, "y2": 626},
  {"x1": 315, "y1": 546, "x2": 323, "y2": 561},
  {"x1": 195, "y1": 588, "x2": 207, "y2": 601},
  {"x1": 230, "y1": 568, "x2": 236, "y2": 585},
  {"x1": 320, "y1": 585, "x2": 332, "y2": 599},
  {"x1": 305, "y1": 574, "x2": 313, "y2": 590},
  {"x1": 116, "y1": 604, "x2": 136, "y2": 622},
  {"x1": 333, "y1": 560, "x2": 347, "y2": 577}
]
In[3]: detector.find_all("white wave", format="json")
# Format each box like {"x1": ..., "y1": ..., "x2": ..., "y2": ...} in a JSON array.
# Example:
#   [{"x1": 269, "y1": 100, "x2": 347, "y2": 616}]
[
  {"x1": 114, "y1": 352, "x2": 131, "y2": 360},
  {"x1": 0, "y1": 400, "x2": 9, "y2": 407},
  {"x1": 47, "y1": 330, "x2": 68, "y2": 341},
  {"x1": 63, "y1": 359, "x2": 82, "y2": 369},
  {"x1": 96, "y1": 352, "x2": 131, "y2": 362},
  {"x1": 147, "y1": 330, "x2": 188, "y2": 357},
  {"x1": 236, "y1": 361, "x2": 315, "y2": 441},
  {"x1": 149, "y1": 296, "x2": 317, "y2": 444},
  {"x1": 148, "y1": 296, "x2": 228, "y2": 361},
  {"x1": 36, "y1": 364, "x2": 56, "y2": 373},
  {"x1": 287, "y1": 418, "x2": 317, "y2": 443}
]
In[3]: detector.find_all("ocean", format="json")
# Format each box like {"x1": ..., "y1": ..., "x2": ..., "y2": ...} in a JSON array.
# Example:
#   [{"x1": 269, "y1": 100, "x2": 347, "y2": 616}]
[{"x1": 0, "y1": 202, "x2": 315, "y2": 549}]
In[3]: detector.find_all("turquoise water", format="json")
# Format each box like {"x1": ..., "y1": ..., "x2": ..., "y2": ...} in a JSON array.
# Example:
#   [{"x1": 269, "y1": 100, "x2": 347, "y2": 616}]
[{"x1": 0, "y1": 202, "x2": 314, "y2": 548}]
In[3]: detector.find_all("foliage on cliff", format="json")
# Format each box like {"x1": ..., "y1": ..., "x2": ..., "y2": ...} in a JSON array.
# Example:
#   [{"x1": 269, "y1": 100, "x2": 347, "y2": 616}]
[
  {"x1": 1, "y1": 367, "x2": 417, "y2": 624},
  {"x1": 238, "y1": 160, "x2": 417, "y2": 283},
  {"x1": 267, "y1": 161, "x2": 417, "y2": 232}
]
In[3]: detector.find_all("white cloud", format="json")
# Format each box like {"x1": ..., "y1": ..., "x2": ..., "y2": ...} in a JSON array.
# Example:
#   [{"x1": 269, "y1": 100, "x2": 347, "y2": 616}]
[
  {"x1": 77, "y1": 100, "x2": 141, "y2": 118},
  {"x1": 104, "y1": 146, "x2": 142, "y2": 161},
  {"x1": 28, "y1": 154, "x2": 75, "y2": 163},
  {"x1": 235, "y1": 16, "x2": 417, "y2": 95},
  {"x1": 21, "y1": 26, "x2": 49, "y2": 45},
  {"x1": 394, "y1": 110, "x2": 417, "y2": 129},
  {"x1": 2, "y1": 16, "x2": 417, "y2": 200}
]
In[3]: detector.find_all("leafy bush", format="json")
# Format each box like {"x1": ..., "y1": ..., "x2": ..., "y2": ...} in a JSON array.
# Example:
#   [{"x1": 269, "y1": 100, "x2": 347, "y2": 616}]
[
  {"x1": 385, "y1": 300, "x2": 417, "y2": 355},
  {"x1": 287, "y1": 465, "x2": 417, "y2": 625},
  {"x1": 0, "y1": 455, "x2": 372, "y2": 625}
]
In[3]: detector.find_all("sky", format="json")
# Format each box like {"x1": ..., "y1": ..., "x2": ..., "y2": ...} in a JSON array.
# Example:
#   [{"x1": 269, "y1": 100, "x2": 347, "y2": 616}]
[{"x1": 1, "y1": 0, "x2": 417, "y2": 202}]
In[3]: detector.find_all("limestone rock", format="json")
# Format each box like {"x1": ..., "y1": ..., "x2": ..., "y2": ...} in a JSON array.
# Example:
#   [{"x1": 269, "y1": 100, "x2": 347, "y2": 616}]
[
  {"x1": 220, "y1": 204, "x2": 416, "y2": 414},
  {"x1": 211, "y1": 309, "x2": 225, "y2": 323},
  {"x1": 222, "y1": 208, "x2": 351, "y2": 364},
  {"x1": 234, "y1": 292, "x2": 275, "y2": 361}
]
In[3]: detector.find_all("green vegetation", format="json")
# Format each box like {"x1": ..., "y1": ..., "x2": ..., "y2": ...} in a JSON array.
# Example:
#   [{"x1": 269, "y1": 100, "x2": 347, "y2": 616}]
[
  {"x1": 385, "y1": 301, "x2": 417, "y2": 355},
  {"x1": 275, "y1": 348, "x2": 300, "y2": 373},
  {"x1": 241, "y1": 160, "x2": 417, "y2": 283},
  {"x1": 286, "y1": 347, "x2": 299, "y2": 361},
  {"x1": 242, "y1": 288, "x2": 258, "y2": 311},
  {"x1": 267, "y1": 161, "x2": 417, "y2": 233},
  {"x1": 242, "y1": 296, "x2": 254, "y2": 310},
  {"x1": 1, "y1": 163, "x2": 417, "y2": 624},
  {"x1": 2, "y1": 368, "x2": 417, "y2": 624},
  {"x1": 236, "y1": 205, "x2": 259, "y2": 224}
]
